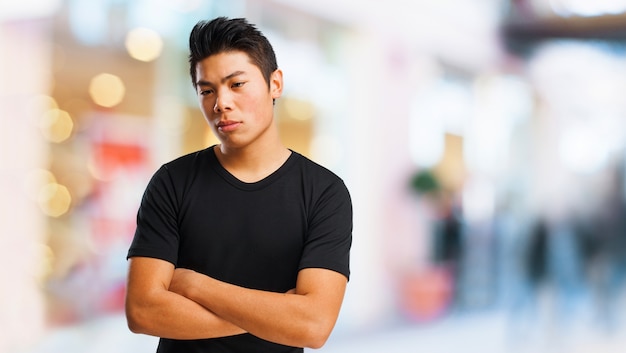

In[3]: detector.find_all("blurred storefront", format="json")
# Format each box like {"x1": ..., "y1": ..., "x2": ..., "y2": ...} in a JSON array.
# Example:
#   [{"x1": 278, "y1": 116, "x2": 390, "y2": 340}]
[{"x1": 2, "y1": 0, "x2": 626, "y2": 352}]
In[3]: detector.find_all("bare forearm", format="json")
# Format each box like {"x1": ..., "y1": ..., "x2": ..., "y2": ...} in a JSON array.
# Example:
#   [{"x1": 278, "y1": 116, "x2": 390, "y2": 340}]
[
  {"x1": 179, "y1": 274, "x2": 338, "y2": 348},
  {"x1": 202, "y1": 280, "x2": 310, "y2": 345},
  {"x1": 126, "y1": 287, "x2": 245, "y2": 339}
]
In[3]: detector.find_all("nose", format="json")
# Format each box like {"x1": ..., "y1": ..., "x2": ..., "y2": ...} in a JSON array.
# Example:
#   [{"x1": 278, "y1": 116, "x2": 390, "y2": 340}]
[
  {"x1": 213, "y1": 93, "x2": 231, "y2": 113},
  {"x1": 213, "y1": 97, "x2": 221, "y2": 113}
]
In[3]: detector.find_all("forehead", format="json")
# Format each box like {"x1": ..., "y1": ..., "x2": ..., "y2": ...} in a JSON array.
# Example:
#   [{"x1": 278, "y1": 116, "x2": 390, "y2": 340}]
[{"x1": 195, "y1": 51, "x2": 259, "y2": 80}]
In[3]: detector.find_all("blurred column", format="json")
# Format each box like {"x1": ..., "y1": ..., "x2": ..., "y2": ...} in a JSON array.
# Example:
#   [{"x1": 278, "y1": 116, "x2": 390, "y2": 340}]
[
  {"x1": 0, "y1": 19, "x2": 50, "y2": 351},
  {"x1": 149, "y1": 35, "x2": 189, "y2": 163},
  {"x1": 337, "y1": 28, "x2": 398, "y2": 330}
]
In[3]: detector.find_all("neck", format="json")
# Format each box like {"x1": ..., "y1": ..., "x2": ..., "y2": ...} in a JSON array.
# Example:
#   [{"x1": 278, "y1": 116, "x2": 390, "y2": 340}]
[{"x1": 214, "y1": 140, "x2": 291, "y2": 183}]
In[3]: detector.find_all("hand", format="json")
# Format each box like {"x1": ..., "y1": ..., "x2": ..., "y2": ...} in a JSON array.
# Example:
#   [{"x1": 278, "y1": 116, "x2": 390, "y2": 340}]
[{"x1": 169, "y1": 267, "x2": 197, "y2": 298}]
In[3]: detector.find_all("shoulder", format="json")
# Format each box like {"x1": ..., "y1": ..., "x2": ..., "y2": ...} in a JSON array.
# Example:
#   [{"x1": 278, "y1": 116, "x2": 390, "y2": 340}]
[
  {"x1": 163, "y1": 147, "x2": 215, "y2": 172},
  {"x1": 146, "y1": 147, "x2": 215, "y2": 190},
  {"x1": 290, "y1": 151, "x2": 345, "y2": 184},
  {"x1": 289, "y1": 152, "x2": 351, "y2": 202}
]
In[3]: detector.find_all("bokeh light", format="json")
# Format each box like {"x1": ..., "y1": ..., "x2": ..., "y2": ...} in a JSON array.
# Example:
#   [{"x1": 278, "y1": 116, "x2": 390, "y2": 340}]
[
  {"x1": 23, "y1": 169, "x2": 57, "y2": 201},
  {"x1": 125, "y1": 27, "x2": 163, "y2": 62},
  {"x1": 88, "y1": 73, "x2": 126, "y2": 108},
  {"x1": 37, "y1": 183, "x2": 72, "y2": 217},
  {"x1": 39, "y1": 108, "x2": 74, "y2": 143}
]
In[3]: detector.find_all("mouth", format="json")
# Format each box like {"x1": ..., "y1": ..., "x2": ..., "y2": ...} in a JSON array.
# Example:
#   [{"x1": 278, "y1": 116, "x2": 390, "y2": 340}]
[{"x1": 216, "y1": 120, "x2": 241, "y2": 132}]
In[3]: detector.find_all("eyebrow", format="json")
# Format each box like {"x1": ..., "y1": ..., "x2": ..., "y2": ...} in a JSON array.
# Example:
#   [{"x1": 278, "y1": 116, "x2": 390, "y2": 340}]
[{"x1": 196, "y1": 70, "x2": 246, "y2": 87}]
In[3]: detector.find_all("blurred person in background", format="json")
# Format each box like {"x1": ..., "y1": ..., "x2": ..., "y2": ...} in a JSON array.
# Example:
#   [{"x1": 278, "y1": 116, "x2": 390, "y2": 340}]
[
  {"x1": 587, "y1": 161, "x2": 626, "y2": 331},
  {"x1": 124, "y1": 17, "x2": 353, "y2": 352}
]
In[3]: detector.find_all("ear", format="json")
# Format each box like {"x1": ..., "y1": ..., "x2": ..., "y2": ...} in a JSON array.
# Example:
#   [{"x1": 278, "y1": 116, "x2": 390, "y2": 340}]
[{"x1": 269, "y1": 69, "x2": 283, "y2": 100}]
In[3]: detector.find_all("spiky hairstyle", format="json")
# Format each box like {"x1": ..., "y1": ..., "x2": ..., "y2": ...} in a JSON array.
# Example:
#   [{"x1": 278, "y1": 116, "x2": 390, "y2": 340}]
[{"x1": 188, "y1": 17, "x2": 278, "y2": 89}]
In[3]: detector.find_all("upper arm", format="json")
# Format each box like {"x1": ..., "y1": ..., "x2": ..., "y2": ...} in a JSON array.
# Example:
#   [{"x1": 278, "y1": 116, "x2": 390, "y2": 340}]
[
  {"x1": 127, "y1": 256, "x2": 175, "y2": 294},
  {"x1": 125, "y1": 257, "x2": 174, "y2": 325},
  {"x1": 295, "y1": 268, "x2": 347, "y2": 331}
]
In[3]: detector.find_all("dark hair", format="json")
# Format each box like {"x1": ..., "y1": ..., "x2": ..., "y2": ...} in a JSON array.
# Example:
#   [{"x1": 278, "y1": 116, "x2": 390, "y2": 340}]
[{"x1": 188, "y1": 17, "x2": 278, "y2": 89}]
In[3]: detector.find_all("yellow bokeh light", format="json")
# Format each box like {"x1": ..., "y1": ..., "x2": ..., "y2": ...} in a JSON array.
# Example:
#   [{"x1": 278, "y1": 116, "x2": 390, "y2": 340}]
[
  {"x1": 31, "y1": 94, "x2": 58, "y2": 112},
  {"x1": 89, "y1": 73, "x2": 126, "y2": 108},
  {"x1": 37, "y1": 183, "x2": 72, "y2": 218},
  {"x1": 23, "y1": 169, "x2": 57, "y2": 201},
  {"x1": 125, "y1": 27, "x2": 163, "y2": 62},
  {"x1": 39, "y1": 108, "x2": 74, "y2": 143}
]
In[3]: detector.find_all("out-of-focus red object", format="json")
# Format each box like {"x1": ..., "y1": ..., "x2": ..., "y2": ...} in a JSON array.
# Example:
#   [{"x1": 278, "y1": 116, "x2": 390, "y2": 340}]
[{"x1": 399, "y1": 266, "x2": 453, "y2": 322}]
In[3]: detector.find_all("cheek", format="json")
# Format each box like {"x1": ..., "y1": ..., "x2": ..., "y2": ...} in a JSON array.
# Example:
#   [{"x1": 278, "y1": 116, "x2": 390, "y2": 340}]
[
  {"x1": 255, "y1": 89, "x2": 276, "y2": 107},
  {"x1": 199, "y1": 97, "x2": 215, "y2": 114},
  {"x1": 239, "y1": 95, "x2": 267, "y2": 116},
  {"x1": 243, "y1": 91, "x2": 263, "y2": 105}
]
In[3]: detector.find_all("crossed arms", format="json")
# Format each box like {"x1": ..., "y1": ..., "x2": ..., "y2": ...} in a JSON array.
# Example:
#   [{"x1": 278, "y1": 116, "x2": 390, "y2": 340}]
[{"x1": 125, "y1": 256, "x2": 347, "y2": 349}]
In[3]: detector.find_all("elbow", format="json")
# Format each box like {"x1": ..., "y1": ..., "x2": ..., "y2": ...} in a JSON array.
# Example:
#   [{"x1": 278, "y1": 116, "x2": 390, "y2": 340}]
[
  {"x1": 304, "y1": 333, "x2": 330, "y2": 350},
  {"x1": 126, "y1": 315, "x2": 144, "y2": 334},
  {"x1": 301, "y1": 321, "x2": 335, "y2": 349},
  {"x1": 125, "y1": 311, "x2": 143, "y2": 334},
  {"x1": 306, "y1": 338, "x2": 328, "y2": 350},
  {"x1": 125, "y1": 301, "x2": 151, "y2": 334},
  {"x1": 127, "y1": 320, "x2": 142, "y2": 334}
]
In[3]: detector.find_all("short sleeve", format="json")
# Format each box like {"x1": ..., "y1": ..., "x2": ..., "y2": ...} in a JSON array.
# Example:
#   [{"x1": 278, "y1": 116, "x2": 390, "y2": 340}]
[
  {"x1": 299, "y1": 178, "x2": 352, "y2": 280},
  {"x1": 127, "y1": 165, "x2": 180, "y2": 265}
]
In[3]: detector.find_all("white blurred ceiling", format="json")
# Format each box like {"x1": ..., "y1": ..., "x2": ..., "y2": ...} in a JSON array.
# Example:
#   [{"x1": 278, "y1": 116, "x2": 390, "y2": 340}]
[
  {"x1": 270, "y1": 0, "x2": 502, "y2": 40},
  {"x1": 269, "y1": 0, "x2": 505, "y2": 71},
  {"x1": 307, "y1": 0, "x2": 504, "y2": 70},
  {"x1": 0, "y1": 0, "x2": 62, "y2": 21}
]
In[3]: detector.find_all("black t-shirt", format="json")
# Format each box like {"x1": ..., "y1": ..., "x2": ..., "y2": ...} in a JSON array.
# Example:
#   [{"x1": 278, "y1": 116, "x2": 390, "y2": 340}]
[{"x1": 127, "y1": 146, "x2": 352, "y2": 353}]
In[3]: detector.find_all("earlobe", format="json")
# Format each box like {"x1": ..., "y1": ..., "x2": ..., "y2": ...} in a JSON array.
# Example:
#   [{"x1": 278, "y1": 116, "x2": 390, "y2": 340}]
[{"x1": 270, "y1": 69, "x2": 284, "y2": 99}]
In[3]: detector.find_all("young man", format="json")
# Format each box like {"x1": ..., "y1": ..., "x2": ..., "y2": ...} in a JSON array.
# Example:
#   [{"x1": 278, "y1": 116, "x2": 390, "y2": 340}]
[{"x1": 125, "y1": 17, "x2": 353, "y2": 352}]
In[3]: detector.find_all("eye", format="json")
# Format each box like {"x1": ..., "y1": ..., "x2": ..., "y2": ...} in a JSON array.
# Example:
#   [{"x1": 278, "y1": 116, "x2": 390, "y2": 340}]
[
  {"x1": 199, "y1": 89, "x2": 213, "y2": 96},
  {"x1": 232, "y1": 82, "x2": 245, "y2": 88}
]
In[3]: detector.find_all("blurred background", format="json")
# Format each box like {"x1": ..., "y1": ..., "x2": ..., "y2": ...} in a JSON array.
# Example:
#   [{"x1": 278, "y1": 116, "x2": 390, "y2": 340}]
[{"x1": 2, "y1": 0, "x2": 626, "y2": 352}]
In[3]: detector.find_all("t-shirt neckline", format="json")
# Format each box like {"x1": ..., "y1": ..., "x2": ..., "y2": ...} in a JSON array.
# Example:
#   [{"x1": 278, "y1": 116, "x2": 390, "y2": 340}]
[{"x1": 207, "y1": 146, "x2": 297, "y2": 191}]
